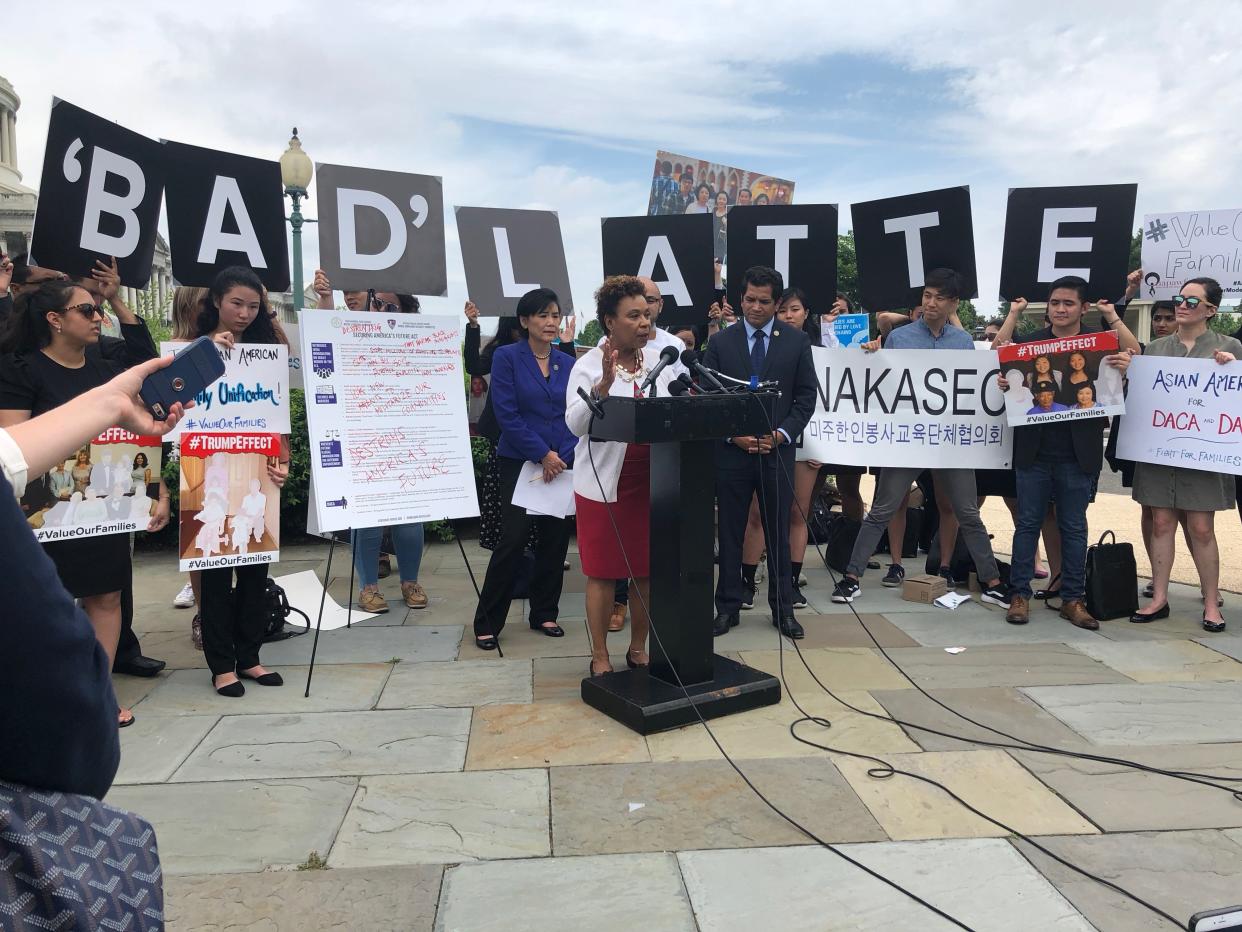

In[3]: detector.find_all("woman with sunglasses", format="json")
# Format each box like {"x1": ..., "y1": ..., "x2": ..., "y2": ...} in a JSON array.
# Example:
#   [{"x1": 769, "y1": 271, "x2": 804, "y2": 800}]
[
  {"x1": 0, "y1": 279, "x2": 158, "y2": 727},
  {"x1": 1125, "y1": 277, "x2": 1241, "y2": 632}
]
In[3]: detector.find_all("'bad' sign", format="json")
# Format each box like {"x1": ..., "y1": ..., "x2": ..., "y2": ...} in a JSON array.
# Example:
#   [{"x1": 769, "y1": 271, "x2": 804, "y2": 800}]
[
  {"x1": 726, "y1": 204, "x2": 838, "y2": 312},
  {"x1": 852, "y1": 187, "x2": 977, "y2": 309},
  {"x1": 30, "y1": 99, "x2": 165, "y2": 287},
  {"x1": 455, "y1": 207, "x2": 573, "y2": 314},
  {"x1": 317, "y1": 164, "x2": 447, "y2": 296},
  {"x1": 999, "y1": 184, "x2": 1137, "y2": 302},
  {"x1": 600, "y1": 214, "x2": 714, "y2": 327},
  {"x1": 163, "y1": 141, "x2": 290, "y2": 291}
]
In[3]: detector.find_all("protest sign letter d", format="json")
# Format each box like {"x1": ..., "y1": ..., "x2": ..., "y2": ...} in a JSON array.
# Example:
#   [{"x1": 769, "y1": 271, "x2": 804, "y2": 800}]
[{"x1": 337, "y1": 188, "x2": 407, "y2": 271}]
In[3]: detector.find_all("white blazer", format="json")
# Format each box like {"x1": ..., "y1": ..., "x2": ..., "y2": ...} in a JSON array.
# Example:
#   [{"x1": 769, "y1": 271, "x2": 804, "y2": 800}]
[
  {"x1": 566, "y1": 344, "x2": 678, "y2": 503},
  {"x1": 597, "y1": 326, "x2": 689, "y2": 378}
]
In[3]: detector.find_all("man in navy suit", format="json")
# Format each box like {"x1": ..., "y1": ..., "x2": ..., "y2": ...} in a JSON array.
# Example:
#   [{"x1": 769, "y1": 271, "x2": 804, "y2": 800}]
[{"x1": 704, "y1": 265, "x2": 818, "y2": 638}]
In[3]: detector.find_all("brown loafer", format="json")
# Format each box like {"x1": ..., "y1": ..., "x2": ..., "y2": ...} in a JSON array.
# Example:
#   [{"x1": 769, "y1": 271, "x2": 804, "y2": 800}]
[
  {"x1": 1060, "y1": 599, "x2": 1098, "y2": 630},
  {"x1": 1005, "y1": 594, "x2": 1029, "y2": 625},
  {"x1": 608, "y1": 601, "x2": 627, "y2": 632}
]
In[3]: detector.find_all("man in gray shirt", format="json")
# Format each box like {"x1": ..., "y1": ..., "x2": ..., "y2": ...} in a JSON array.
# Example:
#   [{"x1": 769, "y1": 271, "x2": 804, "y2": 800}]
[{"x1": 831, "y1": 268, "x2": 1011, "y2": 608}]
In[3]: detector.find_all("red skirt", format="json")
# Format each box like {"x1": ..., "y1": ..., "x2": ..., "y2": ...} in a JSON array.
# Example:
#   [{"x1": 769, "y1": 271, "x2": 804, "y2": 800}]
[{"x1": 576, "y1": 443, "x2": 650, "y2": 579}]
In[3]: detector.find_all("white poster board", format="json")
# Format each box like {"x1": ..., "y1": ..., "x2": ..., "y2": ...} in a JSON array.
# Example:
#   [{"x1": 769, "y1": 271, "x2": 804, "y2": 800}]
[
  {"x1": 161, "y1": 341, "x2": 290, "y2": 437},
  {"x1": 299, "y1": 311, "x2": 481, "y2": 532},
  {"x1": 800, "y1": 346, "x2": 1011, "y2": 468},
  {"x1": 1116, "y1": 355, "x2": 1242, "y2": 476},
  {"x1": 1139, "y1": 209, "x2": 1242, "y2": 301}
]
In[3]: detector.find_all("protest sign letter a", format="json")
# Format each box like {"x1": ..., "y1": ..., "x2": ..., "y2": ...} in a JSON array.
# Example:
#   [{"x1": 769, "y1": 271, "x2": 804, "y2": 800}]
[
  {"x1": 726, "y1": 204, "x2": 837, "y2": 313},
  {"x1": 318, "y1": 164, "x2": 447, "y2": 295},
  {"x1": 998, "y1": 184, "x2": 1137, "y2": 301},
  {"x1": 852, "y1": 187, "x2": 976, "y2": 310},
  {"x1": 455, "y1": 207, "x2": 572, "y2": 315},
  {"x1": 30, "y1": 99, "x2": 165, "y2": 286},
  {"x1": 163, "y1": 140, "x2": 289, "y2": 290},
  {"x1": 601, "y1": 214, "x2": 713, "y2": 327}
]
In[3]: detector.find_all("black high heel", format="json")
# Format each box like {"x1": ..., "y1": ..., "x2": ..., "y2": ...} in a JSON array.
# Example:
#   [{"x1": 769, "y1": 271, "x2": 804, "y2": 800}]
[
  {"x1": 626, "y1": 649, "x2": 649, "y2": 670},
  {"x1": 475, "y1": 635, "x2": 499, "y2": 651},
  {"x1": 589, "y1": 659, "x2": 613, "y2": 677},
  {"x1": 213, "y1": 675, "x2": 245, "y2": 697},
  {"x1": 239, "y1": 670, "x2": 284, "y2": 686}
]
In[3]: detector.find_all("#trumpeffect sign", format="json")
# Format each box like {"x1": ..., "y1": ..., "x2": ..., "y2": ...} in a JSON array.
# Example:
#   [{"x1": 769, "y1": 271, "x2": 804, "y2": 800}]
[
  {"x1": 800, "y1": 347, "x2": 1012, "y2": 468},
  {"x1": 996, "y1": 331, "x2": 1124, "y2": 427},
  {"x1": 1116, "y1": 355, "x2": 1242, "y2": 476}
]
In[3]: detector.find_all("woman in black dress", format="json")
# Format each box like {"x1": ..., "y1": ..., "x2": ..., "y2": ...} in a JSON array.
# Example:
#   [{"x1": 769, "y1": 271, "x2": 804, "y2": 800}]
[
  {"x1": 0, "y1": 277, "x2": 159, "y2": 727},
  {"x1": 192, "y1": 267, "x2": 290, "y2": 697}
]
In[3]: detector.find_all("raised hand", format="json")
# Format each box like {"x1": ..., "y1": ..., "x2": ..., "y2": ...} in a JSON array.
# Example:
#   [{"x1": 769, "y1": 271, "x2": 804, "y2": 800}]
[
  {"x1": 596, "y1": 339, "x2": 618, "y2": 396},
  {"x1": 91, "y1": 257, "x2": 122, "y2": 301},
  {"x1": 464, "y1": 300, "x2": 480, "y2": 328},
  {"x1": 559, "y1": 314, "x2": 576, "y2": 343}
]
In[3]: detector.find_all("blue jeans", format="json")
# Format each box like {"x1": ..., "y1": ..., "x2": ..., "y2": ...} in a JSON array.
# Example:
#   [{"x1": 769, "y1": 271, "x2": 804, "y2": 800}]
[
  {"x1": 352, "y1": 523, "x2": 424, "y2": 588},
  {"x1": 1010, "y1": 460, "x2": 1094, "y2": 601}
]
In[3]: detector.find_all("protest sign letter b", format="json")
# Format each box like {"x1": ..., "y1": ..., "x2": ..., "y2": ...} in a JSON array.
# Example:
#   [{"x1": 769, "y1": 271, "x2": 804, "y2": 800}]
[{"x1": 79, "y1": 147, "x2": 146, "y2": 259}]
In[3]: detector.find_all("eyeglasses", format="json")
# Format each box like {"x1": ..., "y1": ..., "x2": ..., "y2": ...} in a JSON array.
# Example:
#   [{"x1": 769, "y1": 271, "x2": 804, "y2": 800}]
[
  {"x1": 644, "y1": 295, "x2": 662, "y2": 305},
  {"x1": 1172, "y1": 295, "x2": 1216, "y2": 309},
  {"x1": 62, "y1": 303, "x2": 103, "y2": 319}
]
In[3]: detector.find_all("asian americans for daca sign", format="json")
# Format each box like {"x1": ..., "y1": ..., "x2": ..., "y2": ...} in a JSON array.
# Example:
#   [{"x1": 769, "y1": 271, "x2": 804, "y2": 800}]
[
  {"x1": 800, "y1": 347, "x2": 1012, "y2": 468},
  {"x1": 1117, "y1": 356, "x2": 1242, "y2": 476}
]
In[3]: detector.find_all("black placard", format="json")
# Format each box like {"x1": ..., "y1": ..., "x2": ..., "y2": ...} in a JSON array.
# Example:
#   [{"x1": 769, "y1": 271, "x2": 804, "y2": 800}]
[
  {"x1": 999, "y1": 184, "x2": 1137, "y2": 302},
  {"x1": 455, "y1": 207, "x2": 574, "y2": 315},
  {"x1": 162, "y1": 140, "x2": 289, "y2": 290},
  {"x1": 29, "y1": 99, "x2": 165, "y2": 286},
  {"x1": 851, "y1": 186, "x2": 976, "y2": 309},
  {"x1": 725, "y1": 204, "x2": 838, "y2": 312},
  {"x1": 600, "y1": 214, "x2": 714, "y2": 327}
]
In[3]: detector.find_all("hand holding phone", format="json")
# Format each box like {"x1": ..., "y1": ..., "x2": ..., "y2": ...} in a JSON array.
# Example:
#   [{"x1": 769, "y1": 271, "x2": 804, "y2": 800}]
[{"x1": 139, "y1": 336, "x2": 226, "y2": 420}]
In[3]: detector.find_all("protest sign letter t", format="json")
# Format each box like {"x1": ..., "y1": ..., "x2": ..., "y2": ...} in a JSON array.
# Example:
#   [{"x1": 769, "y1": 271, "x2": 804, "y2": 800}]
[
  {"x1": 79, "y1": 146, "x2": 146, "y2": 258},
  {"x1": 755, "y1": 224, "x2": 809, "y2": 285},
  {"x1": 883, "y1": 212, "x2": 939, "y2": 287}
]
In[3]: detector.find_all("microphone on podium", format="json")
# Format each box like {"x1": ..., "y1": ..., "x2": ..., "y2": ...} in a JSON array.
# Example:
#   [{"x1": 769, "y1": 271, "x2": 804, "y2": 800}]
[
  {"x1": 640, "y1": 344, "x2": 682, "y2": 395},
  {"x1": 667, "y1": 378, "x2": 690, "y2": 396},
  {"x1": 679, "y1": 349, "x2": 728, "y2": 393}
]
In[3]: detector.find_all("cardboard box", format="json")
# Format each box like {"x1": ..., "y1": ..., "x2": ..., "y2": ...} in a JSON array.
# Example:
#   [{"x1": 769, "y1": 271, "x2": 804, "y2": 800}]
[{"x1": 902, "y1": 573, "x2": 948, "y2": 604}]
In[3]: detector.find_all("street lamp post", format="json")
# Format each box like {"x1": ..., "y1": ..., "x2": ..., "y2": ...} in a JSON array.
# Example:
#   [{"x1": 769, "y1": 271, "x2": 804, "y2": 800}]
[{"x1": 279, "y1": 128, "x2": 314, "y2": 312}]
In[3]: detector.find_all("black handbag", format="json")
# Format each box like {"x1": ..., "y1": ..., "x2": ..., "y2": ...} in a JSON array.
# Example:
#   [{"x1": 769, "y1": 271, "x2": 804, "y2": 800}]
[
  {"x1": 261, "y1": 579, "x2": 311, "y2": 642},
  {"x1": 823, "y1": 513, "x2": 861, "y2": 573},
  {"x1": 0, "y1": 781, "x2": 164, "y2": 929},
  {"x1": 1085, "y1": 529, "x2": 1139, "y2": 620}
]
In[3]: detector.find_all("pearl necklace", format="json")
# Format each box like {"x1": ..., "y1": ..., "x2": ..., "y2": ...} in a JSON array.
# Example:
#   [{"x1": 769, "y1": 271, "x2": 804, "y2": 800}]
[{"x1": 613, "y1": 349, "x2": 647, "y2": 383}]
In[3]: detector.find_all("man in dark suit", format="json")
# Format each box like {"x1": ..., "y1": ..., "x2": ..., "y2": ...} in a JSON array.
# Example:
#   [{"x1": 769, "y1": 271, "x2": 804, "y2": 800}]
[{"x1": 703, "y1": 265, "x2": 817, "y2": 638}]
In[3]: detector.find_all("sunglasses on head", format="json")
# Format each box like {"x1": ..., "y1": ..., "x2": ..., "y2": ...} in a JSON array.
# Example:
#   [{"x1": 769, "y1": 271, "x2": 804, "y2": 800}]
[{"x1": 1172, "y1": 295, "x2": 1214, "y2": 309}]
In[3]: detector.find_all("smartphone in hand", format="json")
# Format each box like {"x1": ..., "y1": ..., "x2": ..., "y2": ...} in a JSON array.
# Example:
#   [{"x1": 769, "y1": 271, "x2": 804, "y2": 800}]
[{"x1": 139, "y1": 336, "x2": 225, "y2": 420}]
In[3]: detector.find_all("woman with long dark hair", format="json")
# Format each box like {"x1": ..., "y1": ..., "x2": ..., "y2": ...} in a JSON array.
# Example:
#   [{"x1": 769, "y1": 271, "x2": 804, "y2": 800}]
[
  {"x1": 0, "y1": 278, "x2": 161, "y2": 727},
  {"x1": 192, "y1": 266, "x2": 290, "y2": 695}
]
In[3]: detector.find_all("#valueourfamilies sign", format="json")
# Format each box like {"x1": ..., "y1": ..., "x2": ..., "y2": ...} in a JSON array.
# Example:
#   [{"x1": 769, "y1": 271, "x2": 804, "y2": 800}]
[
  {"x1": 1139, "y1": 208, "x2": 1242, "y2": 301},
  {"x1": 299, "y1": 310, "x2": 480, "y2": 533},
  {"x1": 800, "y1": 347, "x2": 1011, "y2": 468},
  {"x1": 1116, "y1": 355, "x2": 1242, "y2": 476},
  {"x1": 161, "y1": 341, "x2": 290, "y2": 437},
  {"x1": 996, "y1": 332, "x2": 1124, "y2": 427}
]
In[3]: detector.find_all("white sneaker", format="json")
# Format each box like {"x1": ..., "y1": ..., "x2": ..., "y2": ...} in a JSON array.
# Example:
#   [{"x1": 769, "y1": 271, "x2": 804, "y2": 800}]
[{"x1": 172, "y1": 582, "x2": 195, "y2": 609}]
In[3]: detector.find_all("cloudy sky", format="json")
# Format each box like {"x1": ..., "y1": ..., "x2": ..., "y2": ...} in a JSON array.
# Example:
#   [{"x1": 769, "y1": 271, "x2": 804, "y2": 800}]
[{"x1": 6, "y1": 0, "x2": 1241, "y2": 319}]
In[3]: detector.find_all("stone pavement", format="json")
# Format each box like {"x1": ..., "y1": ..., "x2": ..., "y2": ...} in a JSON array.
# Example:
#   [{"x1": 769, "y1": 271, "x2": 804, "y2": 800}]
[{"x1": 115, "y1": 539, "x2": 1242, "y2": 931}]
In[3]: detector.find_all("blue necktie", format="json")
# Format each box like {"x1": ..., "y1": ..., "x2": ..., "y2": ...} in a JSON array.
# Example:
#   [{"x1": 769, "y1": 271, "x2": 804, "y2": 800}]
[{"x1": 751, "y1": 328, "x2": 767, "y2": 377}]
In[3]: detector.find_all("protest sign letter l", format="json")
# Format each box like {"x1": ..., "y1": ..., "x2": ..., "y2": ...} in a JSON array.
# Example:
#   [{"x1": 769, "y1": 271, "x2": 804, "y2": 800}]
[
  {"x1": 638, "y1": 235, "x2": 691, "y2": 307},
  {"x1": 755, "y1": 224, "x2": 809, "y2": 284},
  {"x1": 198, "y1": 176, "x2": 268, "y2": 268},
  {"x1": 493, "y1": 227, "x2": 539, "y2": 297},
  {"x1": 883, "y1": 212, "x2": 939, "y2": 287},
  {"x1": 1038, "y1": 207, "x2": 1095, "y2": 280},
  {"x1": 337, "y1": 187, "x2": 407, "y2": 270},
  {"x1": 79, "y1": 146, "x2": 146, "y2": 258}
]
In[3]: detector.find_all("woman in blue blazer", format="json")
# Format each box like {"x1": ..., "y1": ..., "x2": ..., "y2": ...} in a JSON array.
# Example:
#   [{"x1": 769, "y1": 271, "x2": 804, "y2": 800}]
[{"x1": 473, "y1": 288, "x2": 577, "y2": 650}]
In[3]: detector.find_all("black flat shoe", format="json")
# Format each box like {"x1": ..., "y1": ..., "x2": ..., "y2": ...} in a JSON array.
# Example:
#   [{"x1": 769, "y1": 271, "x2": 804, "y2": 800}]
[
  {"x1": 589, "y1": 659, "x2": 613, "y2": 677},
  {"x1": 118, "y1": 711, "x2": 135, "y2": 728},
  {"x1": 240, "y1": 670, "x2": 284, "y2": 686},
  {"x1": 113, "y1": 655, "x2": 166, "y2": 678},
  {"x1": 774, "y1": 615, "x2": 805, "y2": 639},
  {"x1": 214, "y1": 677, "x2": 245, "y2": 698},
  {"x1": 626, "y1": 649, "x2": 649, "y2": 670},
  {"x1": 530, "y1": 621, "x2": 565, "y2": 638},
  {"x1": 713, "y1": 612, "x2": 739, "y2": 637},
  {"x1": 1130, "y1": 604, "x2": 1170, "y2": 624},
  {"x1": 475, "y1": 636, "x2": 499, "y2": 651},
  {"x1": 1203, "y1": 615, "x2": 1227, "y2": 633}
]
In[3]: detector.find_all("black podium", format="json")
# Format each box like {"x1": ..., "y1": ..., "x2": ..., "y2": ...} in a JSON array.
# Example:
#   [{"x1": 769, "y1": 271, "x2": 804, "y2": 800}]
[{"x1": 580, "y1": 392, "x2": 782, "y2": 734}]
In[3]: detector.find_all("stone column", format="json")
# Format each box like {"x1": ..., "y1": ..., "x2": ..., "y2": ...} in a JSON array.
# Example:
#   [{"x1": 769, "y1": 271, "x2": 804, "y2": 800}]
[
  {"x1": 5, "y1": 110, "x2": 15, "y2": 167},
  {"x1": 0, "y1": 109, "x2": 10, "y2": 166}
]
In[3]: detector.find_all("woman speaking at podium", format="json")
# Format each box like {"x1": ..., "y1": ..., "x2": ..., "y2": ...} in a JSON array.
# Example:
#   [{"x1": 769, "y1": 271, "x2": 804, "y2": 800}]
[{"x1": 566, "y1": 276, "x2": 678, "y2": 677}]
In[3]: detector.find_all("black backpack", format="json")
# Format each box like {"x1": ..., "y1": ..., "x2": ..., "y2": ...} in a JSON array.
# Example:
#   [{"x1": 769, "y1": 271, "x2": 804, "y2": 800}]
[
  {"x1": 1085, "y1": 530, "x2": 1139, "y2": 620},
  {"x1": 262, "y1": 579, "x2": 311, "y2": 642}
]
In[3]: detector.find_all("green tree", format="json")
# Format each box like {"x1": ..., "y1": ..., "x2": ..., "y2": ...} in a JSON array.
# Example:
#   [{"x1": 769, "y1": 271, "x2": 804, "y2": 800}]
[
  {"x1": 577, "y1": 318, "x2": 603, "y2": 347},
  {"x1": 1129, "y1": 228, "x2": 1142, "y2": 272}
]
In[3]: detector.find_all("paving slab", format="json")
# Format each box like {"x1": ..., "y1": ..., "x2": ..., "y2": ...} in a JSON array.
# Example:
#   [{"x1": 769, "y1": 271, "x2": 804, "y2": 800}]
[
  {"x1": 115, "y1": 671, "x2": 171, "y2": 711},
  {"x1": 165, "y1": 864, "x2": 443, "y2": 932},
  {"x1": 737, "y1": 647, "x2": 913, "y2": 692},
  {"x1": 870, "y1": 686, "x2": 1091, "y2": 752},
  {"x1": 106, "y1": 778, "x2": 358, "y2": 874},
  {"x1": 171, "y1": 708, "x2": 471, "y2": 781},
  {"x1": 833, "y1": 749, "x2": 1099, "y2": 840},
  {"x1": 1195, "y1": 634, "x2": 1242, "y2": 661},
  {"x1": 129, "y1": 627, "x2": 209, "y2": 670},
  {"x1": 1074, "y1": 639, "x2": 1242, "y2": 682},
  {"x1": 645, "y1": 690, "x2": 920, "y2": 762},
  {"x1": 115, "y1": 714, "x2": 219, "y2": 785},
  {"x1": 532, "y1": 654, "x2": 631, "y2": 703},
  {"x1": 787, "y1": 612, "x2": 920, "y2": 648},
  {"x1": 1011, "y1": 743, "x2": 1242, "y2": 832},
  {"x1": 880, "y1": 608, "x2": 1105, "y2": 647},
  {"x1": 1014, "y1": 830, "x2": 1242, "y2": 931},
  {"x1": 258, "y1": 624, "x2": 462, "y2": 665},
  {"x1": 551, "y1": 757, "x2": 884, "y2": 856},
  {"x1": 1021, "y1": 682, "x2": 1242, "y2": 745},
  {"x1": 465, "y1": 700, "x2": 650, "y2": 769},
  {"x1": 436, "y1": 852, "x2": 695, "y2": 932},
  {"x1": 455, "y1": 619, "x2": 594, "y2": 661},
  {"x1": 878, "y1": 643, "x2": 1130, "y2": 689},
  {"x1": 377, "y1": 658, "x2": 532, "y2": 708},
  {"x1": 135, "y1": 664, "x2": 392, "y2": 716},
  {"x1": 678, "y1": 839, "x2": 1092, "y2": 931},
  {"x1": 329, "y1": 769, "x2": 549, "y2": 867}
]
